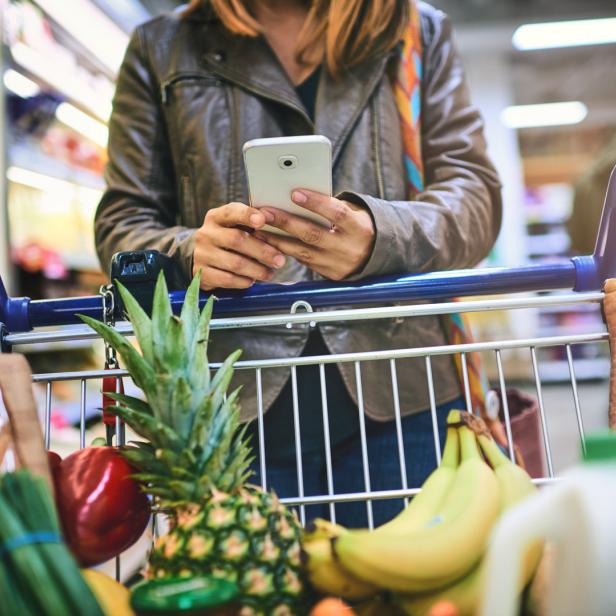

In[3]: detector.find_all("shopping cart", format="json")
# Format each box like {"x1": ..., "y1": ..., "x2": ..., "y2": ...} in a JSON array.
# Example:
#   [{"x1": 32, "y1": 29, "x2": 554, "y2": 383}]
[{"x1": 1, "y1": 167, "x2": 616, "y2": 581}]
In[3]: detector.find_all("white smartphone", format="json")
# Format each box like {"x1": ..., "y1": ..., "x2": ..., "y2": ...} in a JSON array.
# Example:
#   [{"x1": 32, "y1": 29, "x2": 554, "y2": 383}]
[{"x1": 243, "y1": 135, "x2": 332, "y2": 235}]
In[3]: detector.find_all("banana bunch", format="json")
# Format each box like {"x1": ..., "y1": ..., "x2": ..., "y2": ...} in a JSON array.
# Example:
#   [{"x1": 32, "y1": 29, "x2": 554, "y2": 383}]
[{"x1": 300, "y1": 410, "x2": 542, "y2": 616}]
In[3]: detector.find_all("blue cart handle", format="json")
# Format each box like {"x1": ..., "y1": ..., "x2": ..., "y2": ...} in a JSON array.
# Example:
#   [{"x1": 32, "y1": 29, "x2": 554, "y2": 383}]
[{"x1": 1, "y1": 166, "x2": 615, "y2": 334}]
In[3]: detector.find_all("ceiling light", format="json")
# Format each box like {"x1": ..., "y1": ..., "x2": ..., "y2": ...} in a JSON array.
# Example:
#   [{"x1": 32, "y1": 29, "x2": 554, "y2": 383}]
[
  {"x1": 501, "y1": 102, "x2": 588, "y2": 129},
  {"x1": 56, "y1": 102, "x2": 108, "y2": 148},
  {"x1": 3, "y1": 69, "x2": 41, "y2": 98},
  {"x1": 513, "y1": 18, "x2": 616, "y2": 51},
  {"x1": 10, "y1": 41, "x2": 113, "y2": 121},
  {"x1": 31, "y1": 0, "x2": 129, "y2": 75},
  {"x1": 7, "y1": 166, "x2": 102, "y2": 201}
]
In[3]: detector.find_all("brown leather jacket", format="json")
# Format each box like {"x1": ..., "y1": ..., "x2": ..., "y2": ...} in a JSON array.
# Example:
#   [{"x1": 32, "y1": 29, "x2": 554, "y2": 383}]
[{"x1": 95, "y1": 2, "x2": 502, "y2": 422}]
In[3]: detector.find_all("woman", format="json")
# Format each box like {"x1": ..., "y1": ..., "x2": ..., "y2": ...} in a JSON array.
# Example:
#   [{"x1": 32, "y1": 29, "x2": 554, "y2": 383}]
[{"x1": 96, "y1": 0, "x2": 502, "y2": 526}]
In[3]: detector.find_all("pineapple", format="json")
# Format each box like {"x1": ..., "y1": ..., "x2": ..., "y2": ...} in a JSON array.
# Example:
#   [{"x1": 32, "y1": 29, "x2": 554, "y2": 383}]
[{"x1": 80, "y1": 273, "x2": 307, "y2": 615}]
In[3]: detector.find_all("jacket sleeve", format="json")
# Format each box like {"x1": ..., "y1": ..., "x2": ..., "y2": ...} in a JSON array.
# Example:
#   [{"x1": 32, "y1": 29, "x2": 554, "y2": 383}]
[
  {"x1": 95, "y1": 27, "x2": 195, "y2": 280},
  {"x1": 340, "y1": 10, "x2": 502, "y2": 279}
]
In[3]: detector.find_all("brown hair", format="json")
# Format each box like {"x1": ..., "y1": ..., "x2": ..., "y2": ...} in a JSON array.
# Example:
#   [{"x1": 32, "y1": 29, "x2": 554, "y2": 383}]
[{"x1": 184, "y1": 0, "x2": 410, "y2": 76}]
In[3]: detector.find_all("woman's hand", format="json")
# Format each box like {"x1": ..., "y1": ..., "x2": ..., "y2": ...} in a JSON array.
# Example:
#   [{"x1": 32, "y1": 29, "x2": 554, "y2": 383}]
[
  {"x1": 193, "y1": 202, "x2": 286, "y2": 290},
  {"x1": 254, "y1": 190, "x2": 375, "y2": 281}
]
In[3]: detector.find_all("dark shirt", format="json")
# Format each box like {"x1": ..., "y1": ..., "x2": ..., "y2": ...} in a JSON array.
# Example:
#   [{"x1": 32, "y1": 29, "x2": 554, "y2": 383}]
[{"x1": 245, "y1": 68, "x2": 359, "y2": 461}]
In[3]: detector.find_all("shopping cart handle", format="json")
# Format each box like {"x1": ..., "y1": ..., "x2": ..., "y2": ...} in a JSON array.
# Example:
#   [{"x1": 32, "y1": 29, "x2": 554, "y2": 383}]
[{"x1": 0, "y1": 166, "x2": 615, "y2": 335}]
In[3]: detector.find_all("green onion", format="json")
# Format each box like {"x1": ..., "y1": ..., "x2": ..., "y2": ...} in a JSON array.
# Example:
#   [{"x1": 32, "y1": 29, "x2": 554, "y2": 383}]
[{"x1": 0, "y1": 470, "x2": 105, "y2": 616}]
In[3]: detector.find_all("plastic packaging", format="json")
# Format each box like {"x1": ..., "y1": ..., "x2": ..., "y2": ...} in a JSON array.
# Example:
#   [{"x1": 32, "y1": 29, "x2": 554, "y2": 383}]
[{"x1": 480, "y1": 432, "x2": 616, "y2": 616}]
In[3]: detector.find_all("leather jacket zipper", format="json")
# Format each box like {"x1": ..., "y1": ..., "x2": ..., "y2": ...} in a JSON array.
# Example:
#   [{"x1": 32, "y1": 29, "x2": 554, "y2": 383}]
[{"x1": 161, "y1": 73, "x2": 221, "y2": 105}]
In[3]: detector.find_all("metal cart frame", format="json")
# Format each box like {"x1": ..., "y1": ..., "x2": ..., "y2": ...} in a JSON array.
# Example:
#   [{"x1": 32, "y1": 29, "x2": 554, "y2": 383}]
[{"x1": 1, "y1": 167, "x2": 615, "y2": 574}]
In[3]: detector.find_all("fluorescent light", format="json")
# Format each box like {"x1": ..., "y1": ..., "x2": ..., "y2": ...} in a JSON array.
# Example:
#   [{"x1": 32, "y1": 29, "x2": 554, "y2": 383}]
[
  {"x1": 501, "y1": 102, "x2": 588, "y2": 129},
  {"x1": 56, "y1": 102, "x2": 108, "y2": 148},
  {"x1": 10, "y1": 41, "x2": 112, "y2": 121},
  {"x1": 31, "y1": 0, "x2": 129, "y2": 75},
  {"x1": 3, "y1": 69, "x2": 41, "y2": 97},
  {"x1": 513, "y1": 18, "x2": 616, "y2": 50},
  {"x1": 7, "y1": 166, "x2": 103, "y2": 202}
]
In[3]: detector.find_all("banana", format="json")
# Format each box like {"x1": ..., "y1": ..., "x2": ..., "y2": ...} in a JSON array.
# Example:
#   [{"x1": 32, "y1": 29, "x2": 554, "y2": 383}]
[
  {"x1": 476, "y1": 433, "x2": 537, "y2": 510},
  {"x1": 303, "y1": 517, "x2": 348, "y2": 542},
  {"x1": 333, "y1": 424, "x2": 500, "y2": 593},
  {"x1": 376, "y1": 426, "x2": 460, "y2": 535},
  {"x1": 300, "y1": 537, "x2": 379, "y2": 600},
  {"x1": 476, "y1": 432, "x2": 543, "y2": 610},
  {"x1": 395, "y1": 431, "x2": 542, "y2": 616},
  {"x1": 395, "y1": 562, "x2": 483, "y2": 616}
]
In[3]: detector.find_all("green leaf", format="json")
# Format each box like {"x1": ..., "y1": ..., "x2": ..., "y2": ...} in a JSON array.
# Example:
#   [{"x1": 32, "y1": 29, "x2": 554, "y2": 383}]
[
  {"x1": 181, "y1": 274, "x2": 201, "y2": 349},
  {"x1": 168, "y1": 480, "x2": 197, "y2": 500},
  {"x1": 105, "y1": 392, "x2": 153, "y2": 416},
  {"x1": 107, "y1": 406, "x2": 183, "y2": 450},
  {"x1": 170, "y1": 376, "x2": 194, "y2": 441},
  {"x1": 163, "y1": 316, "x2": 186, "y2": 376},
  {"x1": 121, "y1": 449, "x2": 167, "y2": 474},
  {"x1": 187, "y1": 295, "x2": 215, "y2": 392},
  {"x1": 170, "y1": 466, "x2": 196, "y2": 480},
  {"x1": 131, "y1": 473, "x2": 167, "y2": 484},
  {"x1": 151, "y1": 271, "x2": 172, "y2": 371},
  {"x1": 153, "y1": 374, "x2": 176, "y2": 426},
  {"x1": 116, "y1": 280, "x2": 153, "y2": 364},
  {"x1": 188, "y1": 340, "x2": 211, "y2": 394},
  {"x1": 200, "y1": 394, "x2": 238, "y2": 473},
  {"x1": 191, "y1": 295, "x2": 214, "y2": 361},
  {"x1": 79, "y1": 314, "x2": 155, "y2": 394}
]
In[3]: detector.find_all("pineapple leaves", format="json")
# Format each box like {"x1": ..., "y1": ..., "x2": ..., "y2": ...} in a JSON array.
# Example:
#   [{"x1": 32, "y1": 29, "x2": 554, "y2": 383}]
[
  {"x1": 152, "y1": 271, "x2": 172, "y2": 372},
  {"x1": 115, "y1": 280, "x2": 153, "y2": 364},
  {"x1": 104, "y1": 392, "x2": 153, "y2": 416},
  {"x1": 78, "y1": 314, "x2": 155, "y2": 393},
  {"x1": 106, "y1": 405, "x2": 183, "y2": 451},
  {"x1": 180, "y1": 274, "x2": 201, "y2": 349},
  {"x1": 170, "y1": 376, "x2": 193, "y2": 441},
  {"x1": 189, "y1": 295, "x2": 214, "y2": 391}
]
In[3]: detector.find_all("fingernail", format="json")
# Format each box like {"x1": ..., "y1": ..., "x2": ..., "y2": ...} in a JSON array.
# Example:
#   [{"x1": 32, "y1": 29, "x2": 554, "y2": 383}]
[
  {"x1": 292, "y1": 190, "x2": 307, "y2": 204},
  {"x1": 250, "y1": 214, "x2": 263, "y2": 227},
  {"x1": 274, "y1": 255, "x2": 286, "y2": 268},
  {"x1": 262, "y1": 209, "x2": 275, "y2": 223}
]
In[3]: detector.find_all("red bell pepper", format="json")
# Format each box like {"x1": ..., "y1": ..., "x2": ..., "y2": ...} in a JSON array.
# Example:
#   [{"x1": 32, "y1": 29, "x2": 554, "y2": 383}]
[{"x1": 53, "y1": 446, "x2": 150, "y2": 566}]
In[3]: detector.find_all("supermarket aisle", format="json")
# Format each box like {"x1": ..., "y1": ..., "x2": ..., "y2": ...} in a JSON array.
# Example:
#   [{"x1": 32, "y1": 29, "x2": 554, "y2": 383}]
[{"x1": 520, "y1": 380, "x2": 609, "y2": 472}]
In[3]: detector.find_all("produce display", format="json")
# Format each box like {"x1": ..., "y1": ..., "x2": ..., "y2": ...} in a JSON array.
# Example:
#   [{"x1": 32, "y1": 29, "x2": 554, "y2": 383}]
[
  {"x1": 81, "y1": 273, "x2": 307, "y2": 616},
  {"x1": 301, "y1": 412, "x2": 541, "y2": 615},
  {"x1": 52, "y1": 445, "x2": 151, "y2": 566},
  {"x1": 0, "y1": 469, "x2": 104, "y2": 616}
]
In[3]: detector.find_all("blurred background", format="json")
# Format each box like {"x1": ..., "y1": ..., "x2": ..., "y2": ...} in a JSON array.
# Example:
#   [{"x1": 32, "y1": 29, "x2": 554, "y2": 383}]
[{"x1": 0, "y1": 0, "x2": 615, "y2": 462}]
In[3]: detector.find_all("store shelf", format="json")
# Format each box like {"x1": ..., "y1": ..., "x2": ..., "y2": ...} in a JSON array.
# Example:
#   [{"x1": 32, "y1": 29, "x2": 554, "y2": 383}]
[
  {"x1": 9, "y1": 141, "x2": 105, "y2": 191},
  {"x1": 537, "y1": 357, "x2": 610, "y2": 383}
]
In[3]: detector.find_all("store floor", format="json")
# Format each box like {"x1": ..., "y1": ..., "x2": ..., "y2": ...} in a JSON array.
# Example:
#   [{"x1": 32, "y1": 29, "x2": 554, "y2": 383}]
[{"x1": 518, "y1": 379, "x2": 609, "y2": 473}]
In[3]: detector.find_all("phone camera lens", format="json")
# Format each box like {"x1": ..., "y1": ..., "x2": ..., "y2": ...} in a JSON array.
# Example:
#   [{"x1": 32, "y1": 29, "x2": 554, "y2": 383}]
[{"x1": 278, "y1": 155, "x2": 297, "y2": 169}]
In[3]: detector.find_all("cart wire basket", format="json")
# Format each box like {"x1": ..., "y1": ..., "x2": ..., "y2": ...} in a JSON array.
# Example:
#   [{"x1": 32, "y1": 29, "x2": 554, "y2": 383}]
[{"x1": 2, "y1": 166, "x2": 616, "y2": 581}]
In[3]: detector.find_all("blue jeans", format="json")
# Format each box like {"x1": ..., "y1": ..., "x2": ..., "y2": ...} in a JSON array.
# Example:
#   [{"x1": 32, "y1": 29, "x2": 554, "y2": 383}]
[{"x1": 250, "y1": 397, "x2": 463, "y2": 528}]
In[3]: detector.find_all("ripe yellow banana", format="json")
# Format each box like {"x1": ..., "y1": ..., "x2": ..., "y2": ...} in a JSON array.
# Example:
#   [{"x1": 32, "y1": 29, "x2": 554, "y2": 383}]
[
  {"x1": 303, "y1": 517, "x2": 348, "y2": 542},
  {"x1": 395, "y1": 562, "x2": 483, "y2": 616},
  {"x1": 333, "y1": 425, "x2": 500, "y2": 593},
  {"x1": 395, "y1": 432, "x2": 542, "y2": 616},
  {"x1": 476, "y1": 433, "x2": 537, "y2": 510},
  {"x1": 300, "y1": 537, "x2": 379, "y2": 600},
  {"x1": 476, "y1": 432, "x2": 543, "y2": 605},
  {"x1": 376, "y1": 426, "x2": 460, "y2": 535}
]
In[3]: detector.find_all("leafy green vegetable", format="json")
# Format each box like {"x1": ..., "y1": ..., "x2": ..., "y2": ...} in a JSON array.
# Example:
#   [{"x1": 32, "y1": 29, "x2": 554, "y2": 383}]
[{"x1": 0, "y1": 470, "x2": 105, "y2": 616}]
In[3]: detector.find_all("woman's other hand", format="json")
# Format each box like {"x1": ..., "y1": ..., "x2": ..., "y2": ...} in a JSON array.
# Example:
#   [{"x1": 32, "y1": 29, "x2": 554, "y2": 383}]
[
  {"x1": 255, "y1": 190, "x2": 375, "y2": 281},
  {"x1": 193, "y1": 203, "x2": 286, "y2": 290}
]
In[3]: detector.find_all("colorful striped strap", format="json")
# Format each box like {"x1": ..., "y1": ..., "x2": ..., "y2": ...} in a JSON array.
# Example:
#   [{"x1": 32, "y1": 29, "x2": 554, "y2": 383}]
[{"x1": 395, "y1": 1, "x2": 488, "y2": 414}]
